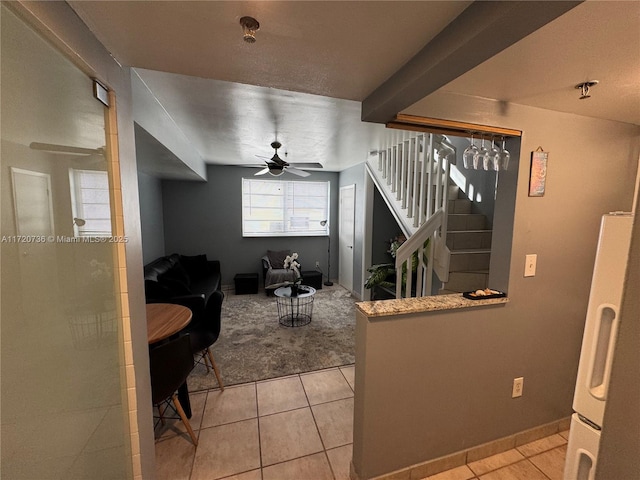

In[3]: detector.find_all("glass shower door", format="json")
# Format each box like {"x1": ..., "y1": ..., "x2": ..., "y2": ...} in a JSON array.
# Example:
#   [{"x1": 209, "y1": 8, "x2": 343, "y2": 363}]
[{"x1": 1, "y1": 5, "x2": 132, "y2": 479}]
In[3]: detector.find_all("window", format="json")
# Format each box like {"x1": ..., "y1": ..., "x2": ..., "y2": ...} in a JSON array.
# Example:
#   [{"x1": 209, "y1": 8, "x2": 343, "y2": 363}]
[
  {"x1": 69, "y1": 168, "x2": 111, "y2": 237},
  {"x1": 242, "y1": 178, "x2": 329, "y2": 237}
]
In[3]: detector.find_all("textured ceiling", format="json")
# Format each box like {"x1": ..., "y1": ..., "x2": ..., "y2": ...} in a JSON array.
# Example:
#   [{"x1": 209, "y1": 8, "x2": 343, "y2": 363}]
[
  {"x1": 134, "y1": 68, "x2": 387, "y2": 172},
  {"x1": 441, "y1": 1, "x2": 640, "y2": 127},
  {"x1": 70, "y1": 1, "x2": 470, "y2": 101},
  {"x1": 69, "y1": 1, "x2": 640, "y2": 178}
]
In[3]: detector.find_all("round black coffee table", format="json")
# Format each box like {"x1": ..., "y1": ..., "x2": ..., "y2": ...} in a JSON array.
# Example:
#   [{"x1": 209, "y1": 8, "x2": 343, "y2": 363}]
[{"x1": 274, "y1": 285, "x2": 316, "y2": 327}]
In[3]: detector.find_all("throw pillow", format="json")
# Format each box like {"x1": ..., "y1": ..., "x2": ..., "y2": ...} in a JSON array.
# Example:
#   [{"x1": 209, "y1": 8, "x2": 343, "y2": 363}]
[
  {"x1": 180, "y1": 254, "x2": 210, "y2": 280},
  {"x1": 267, "y1": 249, "x2": 290, "y2": 269}
]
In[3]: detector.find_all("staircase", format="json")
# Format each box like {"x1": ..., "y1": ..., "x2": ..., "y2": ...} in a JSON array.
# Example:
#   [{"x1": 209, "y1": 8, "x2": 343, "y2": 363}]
[
  {"x1": 441, "y1": 197, "x2": 493, "y2": 294},
  {"x1": 367, "y1": 132, "x2": 493, "y2": 298}
]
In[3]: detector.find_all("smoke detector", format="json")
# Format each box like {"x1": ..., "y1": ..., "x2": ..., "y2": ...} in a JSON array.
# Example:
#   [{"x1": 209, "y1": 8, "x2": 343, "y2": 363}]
[{"x1": 240, "y1": 16, "x2": 260, "y2": 43}]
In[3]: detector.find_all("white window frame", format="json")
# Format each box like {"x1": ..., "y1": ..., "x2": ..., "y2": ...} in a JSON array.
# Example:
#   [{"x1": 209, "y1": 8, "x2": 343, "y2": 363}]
[
  {"x1": 242, "y1": 178, "x2": 330, "y2": 237},
  {"x1": 69, "y1": 168, "x2": 112, "y2": 237}
]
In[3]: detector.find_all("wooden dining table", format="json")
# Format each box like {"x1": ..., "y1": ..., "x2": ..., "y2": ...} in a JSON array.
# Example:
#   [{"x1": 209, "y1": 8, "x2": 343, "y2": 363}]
[
  {"x1": 146, "y1": 303, "x2": 194, "y2": 418},
  {"x1": 146, "y1": 303, "x2": 193, "y2": 344}
]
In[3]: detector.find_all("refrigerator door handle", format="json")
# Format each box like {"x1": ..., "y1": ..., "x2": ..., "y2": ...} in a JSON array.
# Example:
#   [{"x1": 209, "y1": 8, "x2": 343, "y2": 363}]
[
  {"x1": 573, "y1": 448, "x2": 597, "y2": 480},
  {"x1": 586, "y1": 303, "x2": 619, "y2": 401}
]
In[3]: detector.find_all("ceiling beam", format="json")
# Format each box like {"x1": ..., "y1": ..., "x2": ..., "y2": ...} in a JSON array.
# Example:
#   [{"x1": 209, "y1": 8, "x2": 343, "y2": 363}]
[
  {"x1": 131, "y1": 69, "x2": 207, "y2": 180},
  {"x1": 362, "y1": 1, "x2": 583, "y2": 124}
]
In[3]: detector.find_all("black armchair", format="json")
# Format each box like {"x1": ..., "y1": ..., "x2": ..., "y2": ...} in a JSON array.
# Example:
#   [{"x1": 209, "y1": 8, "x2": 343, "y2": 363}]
[
  {"x1": 149, "y1": 334, "x2": 198, "y2": 445},
  {"x1": 262, "y1": 250, "x2": 301, "y2": 295}
]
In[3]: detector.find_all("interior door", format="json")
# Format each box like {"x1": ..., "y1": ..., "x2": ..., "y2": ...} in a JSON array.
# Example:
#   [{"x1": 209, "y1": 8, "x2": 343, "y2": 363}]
[{"x1": 339, "y1": 184, "x2": 355, "y2": 291}]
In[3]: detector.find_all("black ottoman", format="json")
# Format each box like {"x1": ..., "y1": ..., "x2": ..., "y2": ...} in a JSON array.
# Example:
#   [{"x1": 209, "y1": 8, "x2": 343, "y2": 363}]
[
  {"x1": 234, "y1": 273, "x2": 259, "y2": 294},
  {"x1": 301, "y1": 270, "x2": 322, "y2": 290}
]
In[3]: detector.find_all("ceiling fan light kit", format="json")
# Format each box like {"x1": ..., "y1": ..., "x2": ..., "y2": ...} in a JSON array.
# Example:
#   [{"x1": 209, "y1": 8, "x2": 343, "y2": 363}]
[
  {"x1": 265, "y1": 164, "x2": 284, "y2": 176},
  {"x1": 240, "y1": 16, "x2": 260, "y2": 43}
]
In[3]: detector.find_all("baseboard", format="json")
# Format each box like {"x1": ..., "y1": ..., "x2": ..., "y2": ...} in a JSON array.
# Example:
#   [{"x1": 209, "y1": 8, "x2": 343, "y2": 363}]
[{"x1": 350, "y1": 416, "x2": 571, "y2": 480}]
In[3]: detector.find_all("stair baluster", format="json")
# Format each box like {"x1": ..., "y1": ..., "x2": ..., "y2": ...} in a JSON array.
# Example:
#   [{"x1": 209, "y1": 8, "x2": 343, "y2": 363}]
[{"x1": 368, "y1": 133, "x2": 465, "y2": 299}]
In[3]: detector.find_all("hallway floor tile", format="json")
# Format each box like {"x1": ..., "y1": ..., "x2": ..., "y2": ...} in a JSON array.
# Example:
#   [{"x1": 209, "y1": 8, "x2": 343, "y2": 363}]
[{"x1": 155, "y1": 366, "x2": 568, "y2": 480}]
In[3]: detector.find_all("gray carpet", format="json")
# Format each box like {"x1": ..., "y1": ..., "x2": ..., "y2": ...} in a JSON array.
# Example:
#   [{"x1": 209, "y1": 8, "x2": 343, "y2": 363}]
[{"x1": 187, "y1": 284, "x2": 357, "y2": 391}]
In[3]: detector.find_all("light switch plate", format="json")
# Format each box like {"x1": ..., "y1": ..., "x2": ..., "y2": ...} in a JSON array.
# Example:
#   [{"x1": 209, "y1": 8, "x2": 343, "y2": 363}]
[
  {"x1": 512, "y1": 377, "x2": 524, "y2": 398},
  {"x1": 524, "y1": 254, "x2": 537, "y2": 277}
]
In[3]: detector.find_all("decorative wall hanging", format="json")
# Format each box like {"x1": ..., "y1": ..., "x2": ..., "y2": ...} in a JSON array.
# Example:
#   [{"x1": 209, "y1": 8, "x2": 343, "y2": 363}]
[{"x1": 528, "y1": 147, "x2": 548, "y2": 197}]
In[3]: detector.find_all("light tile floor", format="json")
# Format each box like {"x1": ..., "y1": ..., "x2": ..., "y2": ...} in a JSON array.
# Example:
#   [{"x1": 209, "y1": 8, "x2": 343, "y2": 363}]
[
  {"x1": 155, "y1": 365, "x2": 567, "y2": 480},
  {"x1": 425, "y1": 432, "x2": 568, "y2": 480},
  {"x1": 155, "y1": 366, "x2": 356, "y2": 480}
]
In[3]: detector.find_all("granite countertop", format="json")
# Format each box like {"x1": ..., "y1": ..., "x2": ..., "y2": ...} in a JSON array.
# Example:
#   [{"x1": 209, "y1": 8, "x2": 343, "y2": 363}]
[{"x1": 356, "y1": 293, "x2": 509, "y2": 318}]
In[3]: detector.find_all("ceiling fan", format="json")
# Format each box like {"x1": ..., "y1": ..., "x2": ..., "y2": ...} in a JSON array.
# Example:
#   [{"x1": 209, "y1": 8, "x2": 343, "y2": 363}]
[{"x1": 254, "y1": 141, "x2": 322, "y2": 177}]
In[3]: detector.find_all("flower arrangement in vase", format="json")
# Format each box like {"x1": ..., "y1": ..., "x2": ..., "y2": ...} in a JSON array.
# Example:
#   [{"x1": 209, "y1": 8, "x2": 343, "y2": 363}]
[{"x1": 283, "y1": 253, "x2": 302, "y2": 295}]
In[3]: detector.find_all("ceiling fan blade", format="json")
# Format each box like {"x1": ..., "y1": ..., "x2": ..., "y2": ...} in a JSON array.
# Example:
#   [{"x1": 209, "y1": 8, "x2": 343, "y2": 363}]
[
  {"x1": 254, "y1": 167, "x2": 270, "y2": 176},
  {"x1": 289, "y1": 162, "x2": 323, "y2": 169},
  {"x1": 286, "y1": 167, "x2": 311, "y2": 177},
  {"x1": 30, "y1": 142, "x2": 103, "y2": 156}
]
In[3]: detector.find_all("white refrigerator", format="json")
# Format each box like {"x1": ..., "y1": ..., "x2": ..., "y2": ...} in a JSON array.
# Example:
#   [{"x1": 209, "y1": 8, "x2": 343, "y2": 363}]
[{"x1": 564, "y1": 212, "x2": 633, "y2": 480}]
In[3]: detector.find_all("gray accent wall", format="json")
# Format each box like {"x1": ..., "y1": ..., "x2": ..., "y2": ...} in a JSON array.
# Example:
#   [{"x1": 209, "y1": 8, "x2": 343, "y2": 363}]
[
  {"x1": 162, "y1": 165, "x2": 340, "y2": 286},
  {"x1": 352, "y1": 92, "x2": 640, "y2": 479},
  {"x1": 137, "y1": 172, "x2": 165, "y2": 264}
]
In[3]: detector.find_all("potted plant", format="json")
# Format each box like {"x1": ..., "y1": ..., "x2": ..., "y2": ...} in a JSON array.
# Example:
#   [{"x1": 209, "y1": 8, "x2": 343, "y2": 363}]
[{"x1": 365, "y1": 234, "x2": 430, "y2": 299}]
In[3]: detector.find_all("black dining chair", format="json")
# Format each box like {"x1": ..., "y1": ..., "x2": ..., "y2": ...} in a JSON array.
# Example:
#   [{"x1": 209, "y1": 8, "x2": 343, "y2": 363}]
[
  {"x1": 149, "y1": 334, "x2": 198, "y2": 445},
  {"x1": 185, "y1": 289, "x2": 225, "y2": 391}
]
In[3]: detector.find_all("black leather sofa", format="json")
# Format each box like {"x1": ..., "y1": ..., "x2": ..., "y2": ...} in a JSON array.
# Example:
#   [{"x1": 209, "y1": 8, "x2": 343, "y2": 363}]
[{"x1": 144, "y1": 253, "x2": 223, "y2": 331}]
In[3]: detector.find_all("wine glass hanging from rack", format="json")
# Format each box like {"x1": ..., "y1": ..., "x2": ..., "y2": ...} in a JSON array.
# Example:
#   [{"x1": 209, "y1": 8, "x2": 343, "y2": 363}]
[{"x1": 460, "y1": 133, "x2": 510, "y2": 171}]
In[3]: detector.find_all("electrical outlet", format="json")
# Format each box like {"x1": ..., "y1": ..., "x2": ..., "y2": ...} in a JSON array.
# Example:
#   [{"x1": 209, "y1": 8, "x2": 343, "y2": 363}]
[
  {"x1": 512, "y1": 377, "x2": 524, "y2": 398},
  {"x1": 316, "y1": 261, "x2": 320, "y2": 268}
]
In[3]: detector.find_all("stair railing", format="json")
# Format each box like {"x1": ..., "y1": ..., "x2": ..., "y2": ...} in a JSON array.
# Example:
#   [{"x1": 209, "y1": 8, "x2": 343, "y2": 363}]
[
  {"x1": 367, "y1": 132, "x2": 456, "y2": 298},
  {"x1": 394, "y1": 208, "x2": 442, "y2": 298}
]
